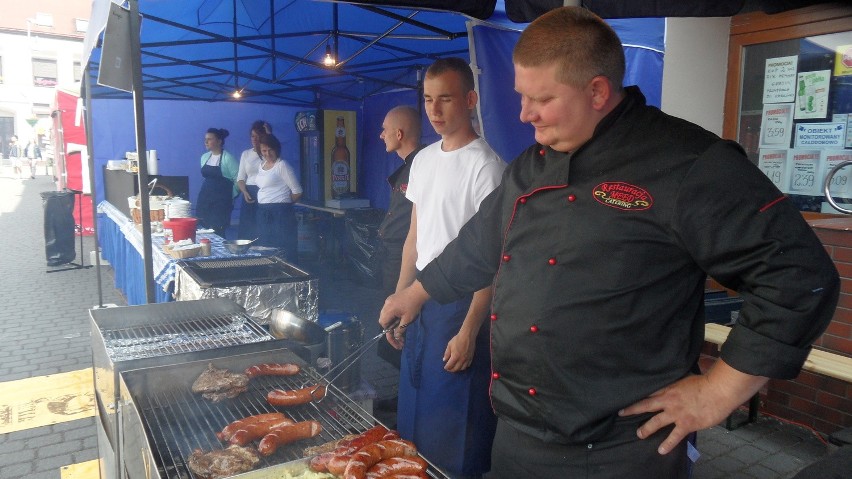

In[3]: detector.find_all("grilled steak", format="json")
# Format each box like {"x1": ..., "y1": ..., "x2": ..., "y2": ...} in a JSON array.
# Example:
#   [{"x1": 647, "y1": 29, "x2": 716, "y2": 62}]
[
  {"x1": 187, "y1": 444, "x2": 260, "y2": 479},
  {"x1": 192, "y1": 364, "x2": 250, "y2": 402}
]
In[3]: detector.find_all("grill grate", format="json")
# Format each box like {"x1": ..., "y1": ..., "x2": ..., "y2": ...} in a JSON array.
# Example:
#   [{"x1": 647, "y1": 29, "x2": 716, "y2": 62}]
[
  {"x1": 191, "y1": 258, "x2": 279, "y2": 269},
  {"x1": 101, "y1": 313, "x2": 272, "y2": 361},
  {"x1": 131, "y1": 369, "x2": 448, "y2": 478}
]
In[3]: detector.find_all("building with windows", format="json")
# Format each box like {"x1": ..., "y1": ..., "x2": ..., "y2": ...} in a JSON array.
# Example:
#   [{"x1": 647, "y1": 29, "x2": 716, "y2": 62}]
[{"x1": 0, "y1": 2, "x2": 90, "y2": 160}]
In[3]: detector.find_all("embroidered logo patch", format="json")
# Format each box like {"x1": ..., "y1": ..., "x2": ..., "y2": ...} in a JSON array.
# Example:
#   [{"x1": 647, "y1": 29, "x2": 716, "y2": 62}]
[
  {"x1": 399, "y1": 183, "x2": 408, "y2": 194},
  {"x1": 593, "y1": 182, "x2": 653, "y2": 211}
]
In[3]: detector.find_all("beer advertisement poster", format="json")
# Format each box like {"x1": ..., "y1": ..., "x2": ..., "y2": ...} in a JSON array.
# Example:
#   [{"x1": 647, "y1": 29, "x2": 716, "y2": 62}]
[{"x1": 321, "y1": 110, "x2": 357, "y2": 202}]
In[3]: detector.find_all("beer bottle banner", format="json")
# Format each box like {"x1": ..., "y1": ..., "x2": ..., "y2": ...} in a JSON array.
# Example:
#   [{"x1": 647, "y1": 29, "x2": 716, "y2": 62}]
[{"x1": 331, "y1": 116, "x2": 351, "y2": 198}]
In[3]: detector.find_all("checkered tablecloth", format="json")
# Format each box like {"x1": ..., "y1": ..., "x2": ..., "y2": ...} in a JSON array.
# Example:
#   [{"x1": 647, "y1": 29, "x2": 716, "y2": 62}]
[{"x1": 98, "y1": 201, "x2": 260, "y2": 294}]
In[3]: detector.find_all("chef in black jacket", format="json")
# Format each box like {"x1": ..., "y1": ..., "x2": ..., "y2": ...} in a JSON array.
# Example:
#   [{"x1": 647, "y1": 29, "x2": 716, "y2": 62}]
[
  {"x1": 376, "y1": 105, "x2": 423, "y2": 370},
  {"x1": 379, "y1": 7, "x2": 840, "y2": 479}
]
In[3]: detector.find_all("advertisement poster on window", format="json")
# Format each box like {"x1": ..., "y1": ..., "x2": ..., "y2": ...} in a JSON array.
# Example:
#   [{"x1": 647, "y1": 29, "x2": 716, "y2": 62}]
[
  {"x1": 757, "y1": 148, "x2": 790, "y2": 194},
  {"x1": 759, "y1": 103, "x2": 794, "y2": 148},
  {"x1": 762, "y1": 56, "x2": 798, "y2": 104},
  {"x1": 822, "y1": 149, "x2": 852, "y2": 200},
  {"x1": 787, "y1": 149, "x2": 822, "y2": 196},
  {"x1": 794, "y1": 70, "x2": 831, "y2": 119}
]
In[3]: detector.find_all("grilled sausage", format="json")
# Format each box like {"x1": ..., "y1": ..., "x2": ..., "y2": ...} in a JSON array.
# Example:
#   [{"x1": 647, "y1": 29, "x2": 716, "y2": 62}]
[
  {"x1": 365, "y1": 456, "x2": 428, "y2": 478},
  {"x1": 244, "y1": 363, "x2": 301, "y2": 378},
  {"x1": 343, "y1": 439, "x2": 418, "y2": 479},
  {"x1": 310, "y1": 451, "x2": 337, "y2": 472},
  {"x1": 229, "y1": 416, "x2": 295, "y2": 446},
  {"x1": 325, "y1": 425, "x2": 392, "y2": 475},
  {"x1": 385, "y1": 474, "x2": 427, "y2": 479},
  {"x1": 257, "y1": 420, "x2": 323, "y2": 456},
  {"x1": 267, "y1": 385, "x2": 326, "y2": 406},
  {"x1": 216, "y1": 413, "x2": 288, "y2": 442}
]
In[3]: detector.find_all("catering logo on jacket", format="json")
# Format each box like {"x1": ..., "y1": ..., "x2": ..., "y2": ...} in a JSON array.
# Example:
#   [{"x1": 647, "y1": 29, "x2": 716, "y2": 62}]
[
  {"x1": 399, "y1": 183, "x2": 408, "y2": 194},
  {"x1": 593, "y1": 182, "x2": 653, "y2": 211}
]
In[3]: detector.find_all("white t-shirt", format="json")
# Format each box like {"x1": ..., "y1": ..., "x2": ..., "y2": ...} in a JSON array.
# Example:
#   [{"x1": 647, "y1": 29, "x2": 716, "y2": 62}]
[
  {"x1": 406, "y1": 137, "x2": 505, "y2": 270},
  {"x1": 255, "y1": 159, "x2": 303, "y2": 204},
  {"x1": 237, "y1": 148, "x2": 262, "y2": 185},
  {"x1": 205, "y1": 153, "x2": 222, "y2": 167}
]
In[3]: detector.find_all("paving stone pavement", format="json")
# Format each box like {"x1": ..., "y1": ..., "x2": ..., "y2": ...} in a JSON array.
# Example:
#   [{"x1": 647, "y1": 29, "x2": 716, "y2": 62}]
[{"x1": 0, "y1": 171, "x2": 835, "y2": 479}]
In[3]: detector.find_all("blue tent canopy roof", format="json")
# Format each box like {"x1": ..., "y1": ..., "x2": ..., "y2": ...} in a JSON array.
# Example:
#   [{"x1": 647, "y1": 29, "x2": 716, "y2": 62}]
[{"x1": 82, "y1": 0, "x2": 664, "y2": 107}]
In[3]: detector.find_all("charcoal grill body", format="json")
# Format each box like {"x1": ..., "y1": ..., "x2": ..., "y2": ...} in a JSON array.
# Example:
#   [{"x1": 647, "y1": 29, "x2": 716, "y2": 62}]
[
  {"x1": 174, "y1": 256, "x2": 318, "y2": 325},
  {"x1": 90, "y1": 299, "x2": 281, "y2": 479}
]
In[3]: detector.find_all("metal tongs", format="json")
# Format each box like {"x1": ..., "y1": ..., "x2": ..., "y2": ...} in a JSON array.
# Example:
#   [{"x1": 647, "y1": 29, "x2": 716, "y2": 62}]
[{"x1": 308, "y1": 318, "x2": 400, "y2": 402}]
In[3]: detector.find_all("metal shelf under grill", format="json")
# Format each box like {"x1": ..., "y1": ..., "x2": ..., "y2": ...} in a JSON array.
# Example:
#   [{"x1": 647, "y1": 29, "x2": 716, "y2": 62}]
[{"x1": 119, "y1": 348, "x2": 449, "y2": 479}]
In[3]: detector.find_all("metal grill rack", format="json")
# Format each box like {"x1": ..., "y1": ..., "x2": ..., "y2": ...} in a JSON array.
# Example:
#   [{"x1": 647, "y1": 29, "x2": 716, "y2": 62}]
[
  {"x1": 101, "y1": 312, "x2": 270, "y2": 361},
  {"x1": 120, "y1": 349, "x2": 449, "y2": 479}
]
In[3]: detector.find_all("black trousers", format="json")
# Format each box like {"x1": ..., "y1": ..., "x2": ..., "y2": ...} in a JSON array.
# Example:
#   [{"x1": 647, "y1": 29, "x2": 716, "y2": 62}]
[{"x1": 487, "y1": 417, "x2": 689, "y2": 479}]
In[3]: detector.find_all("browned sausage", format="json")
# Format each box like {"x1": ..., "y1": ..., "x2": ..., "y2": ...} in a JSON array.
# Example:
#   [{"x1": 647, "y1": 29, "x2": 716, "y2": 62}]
[
  {"x1": 325, "y1": 425, "x2": 392, "y2": 475},
  {"x1": 310, "y1": 451, "x2": 337, "y2": 472},
  {"x1": 365, "y1": 456, "x2": 428, "y2": 479},
  {"x1": 257, "y1": 420, "x2": 323, "y2": 456},
  {"x1": 343, "y1": 439, "x2": 417, "y2": 479},
  {"x1": 216, "y1": 412, "x2": 287, "y2": 442},
  {"x1": 266, "y1": 385, "x2": 326, "y2": 406},
  {"x1": 229, "y1": 416, "x2": 295, "y2": 446},
  {"x1": 244, "y1": 363, "x2": 301, "y2": 378},
  {"x1": 386, "y1": 474, "x2": 427, "y2": 479}
]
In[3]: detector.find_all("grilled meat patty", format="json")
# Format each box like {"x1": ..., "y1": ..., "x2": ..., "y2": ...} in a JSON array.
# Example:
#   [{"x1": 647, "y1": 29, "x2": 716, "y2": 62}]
[
  {"x1": 187, "y1": 444, "x2": 260, "y2": 479},
  {"x1": 192, "y1": 364, "x2": 250, "y2": 402}
]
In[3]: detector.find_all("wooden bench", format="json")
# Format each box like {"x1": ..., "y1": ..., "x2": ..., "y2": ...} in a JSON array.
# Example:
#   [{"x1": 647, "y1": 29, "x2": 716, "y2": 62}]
[{"x1": 704, "y1": 323, "x2": 852, "y2": 429}]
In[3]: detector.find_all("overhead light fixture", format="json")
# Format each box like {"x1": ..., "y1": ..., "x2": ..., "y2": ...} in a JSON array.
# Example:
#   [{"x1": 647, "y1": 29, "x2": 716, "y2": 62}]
[
  {"x1": 232, "y1": 89, "x2": 243, "y2": 99},
  {"x1": 323, "y1": 44, "x2": 336, "y2": 67}
]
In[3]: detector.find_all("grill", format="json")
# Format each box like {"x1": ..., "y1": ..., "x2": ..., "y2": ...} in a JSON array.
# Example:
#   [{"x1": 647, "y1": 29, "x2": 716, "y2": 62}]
[
  {"x1": 174, "y1": 256, "x2": 318, "y2": 325},
  {"x1": 90, "y1": 299, "x2": 282, "y2": 479},
  {"x1": 120, "y1": 349, "x2": 449, "y2": 479}
]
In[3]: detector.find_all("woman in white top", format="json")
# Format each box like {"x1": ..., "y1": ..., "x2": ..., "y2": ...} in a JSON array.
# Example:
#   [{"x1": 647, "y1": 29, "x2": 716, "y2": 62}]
[
  {"x1": 236, "y1": 120, "x2": 270, "y2": 239},
  {"x1": 255, "y1": 133, "x2": 303, "y2": 261}
]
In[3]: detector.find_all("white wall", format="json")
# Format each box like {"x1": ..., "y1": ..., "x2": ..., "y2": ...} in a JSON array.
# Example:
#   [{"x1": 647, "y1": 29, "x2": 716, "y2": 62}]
[{"x1": 661, "y1": 17, "x2": 731, "y2": 136}]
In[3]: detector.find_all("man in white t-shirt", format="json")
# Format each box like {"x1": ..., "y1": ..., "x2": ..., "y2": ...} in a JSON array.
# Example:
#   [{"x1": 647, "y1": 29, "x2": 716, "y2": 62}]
[{"x1": 386, "y1": 57, "x2": 506, "y2": 478}]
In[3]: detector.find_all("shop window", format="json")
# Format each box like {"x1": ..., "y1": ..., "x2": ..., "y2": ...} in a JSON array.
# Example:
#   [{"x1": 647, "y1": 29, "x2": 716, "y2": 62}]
[
  {"x1": 73, "y1": 61, "x2": 82, "y2": 82},
  {"x1": 725, "y1": 7, "x2": 852, "y2": 214},
  {"x1": 33, "y1": 58, "x2": 57, "y2": 87}
]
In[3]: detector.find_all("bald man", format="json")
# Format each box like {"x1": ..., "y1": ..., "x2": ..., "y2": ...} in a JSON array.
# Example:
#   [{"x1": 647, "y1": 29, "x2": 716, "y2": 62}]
[{"x1": 376, "y1": 106, "x2": 423, "y2": 369}]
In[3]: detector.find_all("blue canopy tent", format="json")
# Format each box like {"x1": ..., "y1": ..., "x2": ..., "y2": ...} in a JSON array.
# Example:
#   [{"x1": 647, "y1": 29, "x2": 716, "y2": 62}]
[{"x1": 80, "y1": 0, "x2": 665, "y2": 303}]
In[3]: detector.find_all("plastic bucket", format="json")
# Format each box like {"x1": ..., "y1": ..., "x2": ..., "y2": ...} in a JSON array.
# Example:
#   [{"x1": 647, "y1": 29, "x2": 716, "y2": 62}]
[{"x1": 163, "y1": 217, "x2": 198, "y2": 242}]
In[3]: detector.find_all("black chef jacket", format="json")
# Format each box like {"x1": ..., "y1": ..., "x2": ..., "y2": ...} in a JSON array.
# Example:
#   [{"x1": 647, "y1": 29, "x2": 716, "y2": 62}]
[
  {"x1": 378, "y1": 147, "x2": 423, "y2": 246},
  {"x1": 418, "y1": 86, "x2": 839, "y2": 444}
]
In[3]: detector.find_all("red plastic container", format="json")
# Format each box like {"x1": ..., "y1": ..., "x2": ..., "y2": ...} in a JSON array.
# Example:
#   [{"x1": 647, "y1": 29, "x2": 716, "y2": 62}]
[{"x1": 163, "y1": 217, "x2": 198, "y2": 242}]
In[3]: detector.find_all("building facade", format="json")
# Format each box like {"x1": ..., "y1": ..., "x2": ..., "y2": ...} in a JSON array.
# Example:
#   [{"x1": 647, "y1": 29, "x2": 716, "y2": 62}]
[{"x1": 0, "y1": 1, "x2": 90, "y2": 160}]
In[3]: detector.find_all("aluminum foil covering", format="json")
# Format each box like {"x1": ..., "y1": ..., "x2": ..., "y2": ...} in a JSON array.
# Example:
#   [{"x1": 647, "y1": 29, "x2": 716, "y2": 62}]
[{"x1": 174, "y1": 268, "x2": 319, "y2": 325}]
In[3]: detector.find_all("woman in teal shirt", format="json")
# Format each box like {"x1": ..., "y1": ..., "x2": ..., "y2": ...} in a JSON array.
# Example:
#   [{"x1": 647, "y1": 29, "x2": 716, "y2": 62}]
[{"x1": 196, "y1": 128, "x2": 239, "y2": 237}]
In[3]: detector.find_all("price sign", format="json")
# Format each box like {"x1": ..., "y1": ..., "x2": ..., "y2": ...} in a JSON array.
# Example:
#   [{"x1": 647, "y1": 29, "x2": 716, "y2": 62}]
[
  {"x1": 757, "y1": 149, "x2": 790, "y2": 193},
  {"x1": 821, "y1": 150, "x2": 852, "y2": 200},
  {"x1": 759, "y1": 103, "x2": 794, "y2": 148},
  {"x1": 788, "y1": 149, "x2": 822, "y2": 196}
]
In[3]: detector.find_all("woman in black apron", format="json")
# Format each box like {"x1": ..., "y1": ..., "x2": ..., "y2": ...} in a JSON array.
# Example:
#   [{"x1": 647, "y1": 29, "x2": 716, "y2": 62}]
[{"x1": 196, "y1": 128, "x2": 239, "y2": 237}]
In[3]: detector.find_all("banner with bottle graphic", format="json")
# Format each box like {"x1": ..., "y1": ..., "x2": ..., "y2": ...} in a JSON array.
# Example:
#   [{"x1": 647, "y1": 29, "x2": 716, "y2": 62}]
[{"x1": 322, "y1": 110, "x2": 357, "y2": 202}]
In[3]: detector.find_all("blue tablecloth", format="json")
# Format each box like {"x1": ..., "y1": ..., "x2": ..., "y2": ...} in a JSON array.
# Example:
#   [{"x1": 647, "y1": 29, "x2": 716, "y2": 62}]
[{"x1": 97, "y1": 201, "x2": 259, "y2": 305}]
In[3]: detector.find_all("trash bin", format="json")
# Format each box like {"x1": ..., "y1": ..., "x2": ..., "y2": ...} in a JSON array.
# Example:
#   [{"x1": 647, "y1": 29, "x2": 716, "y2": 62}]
[
  {"x1": 343, "y1": 208, "x2": 386, "y2": 287},
  {"x1": 41, "y1": 191, "x2": 76, "y2": 266}
]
